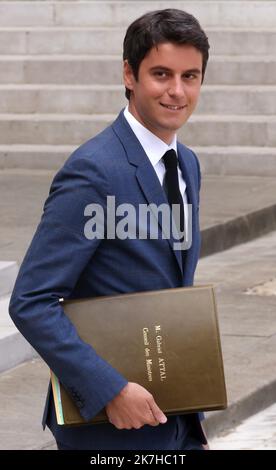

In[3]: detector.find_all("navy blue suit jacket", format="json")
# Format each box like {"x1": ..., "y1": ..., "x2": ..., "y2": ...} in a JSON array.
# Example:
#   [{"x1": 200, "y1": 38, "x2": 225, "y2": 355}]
[{"x1": 9, "y1": 110, "x2": 204, "y2": 450}]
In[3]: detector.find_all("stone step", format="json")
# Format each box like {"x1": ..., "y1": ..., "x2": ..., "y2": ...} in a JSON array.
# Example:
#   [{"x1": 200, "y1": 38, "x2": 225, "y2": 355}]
[
  {"x1": 0, "y1": 294, "x2": 37, "y2": 374},
  {"x1": 1, "y1": 84, "x2": 276, "y2": 115},
  {"x1": 0, "y1": 113, "x2": 275, "y2": 147},
  {"x1": 1, "y1": 145, "x2": 276, "y2": 177},
  {"x1": 194, "y1": 146, "x2": 276, "y2": 177},
  {"x1": 1, "y1": 54, "x2": 276, "y2": 85},
  {"x1": 1, "y1": 26, "x2": 276, "y2": 56},
  {"x1": 0, "y1": 261, "x2": 18, "y2": 296},
  {"x1": 0, "y1": 144, "x2": 73, "y2": 170},
  {"x1": 0, "y1": 1, "x2": 275, "y2": 28}
]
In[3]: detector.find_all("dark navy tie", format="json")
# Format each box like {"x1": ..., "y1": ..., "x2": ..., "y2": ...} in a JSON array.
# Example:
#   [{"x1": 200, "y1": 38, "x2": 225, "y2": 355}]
[
  {"x1": 162, "y1": 149, "x2": 185, "y2": 237},
  {"x1": 163, "y1": 149, "x2": 187, "y2": 272}
]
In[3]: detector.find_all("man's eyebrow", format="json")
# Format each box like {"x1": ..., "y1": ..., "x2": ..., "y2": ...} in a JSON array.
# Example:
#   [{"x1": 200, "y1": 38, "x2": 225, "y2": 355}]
[
  {"x1": 183, "y1": 68, "x2": 202, "y2": 75},
  {"x1": 149, "y1": 66, "x2": 171, "y2": 71},
  {"x1": 149, "y1": 66, "x2": 202, "y2": 75}
]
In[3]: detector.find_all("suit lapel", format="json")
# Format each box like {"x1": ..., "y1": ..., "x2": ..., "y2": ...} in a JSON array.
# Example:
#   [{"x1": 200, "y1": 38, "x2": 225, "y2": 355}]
[
  {"x1": 112, "y1": 111, "x2": 183, "y2": 274},
  {"x1": 177, "y1": 143, "x2": 198, "y2": 277},
  {"x1": 177, "y1": 143, "x2": 197, "y2": 207}
]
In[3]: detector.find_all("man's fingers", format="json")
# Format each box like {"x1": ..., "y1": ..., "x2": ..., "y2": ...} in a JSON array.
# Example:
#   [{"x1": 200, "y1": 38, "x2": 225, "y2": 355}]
[{"x1": 148, "y1": 398, "x2": 167, "y2": 424}]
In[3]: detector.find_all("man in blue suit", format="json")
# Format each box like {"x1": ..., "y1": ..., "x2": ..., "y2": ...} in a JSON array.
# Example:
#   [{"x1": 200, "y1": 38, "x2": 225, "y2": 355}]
[{"x1": 9, "y1": 9, "x2": 210, "y2": 450}]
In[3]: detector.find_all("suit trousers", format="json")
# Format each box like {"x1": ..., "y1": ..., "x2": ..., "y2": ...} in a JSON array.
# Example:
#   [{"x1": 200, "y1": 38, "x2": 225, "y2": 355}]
[{"x1": 56, "y1": 430, "x2": 204, "y2": 451}]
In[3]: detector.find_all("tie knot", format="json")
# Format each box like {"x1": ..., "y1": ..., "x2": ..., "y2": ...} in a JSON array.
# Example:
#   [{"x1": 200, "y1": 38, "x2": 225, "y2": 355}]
[{"x1": 162, "y1": 149, "x2": 178, "y2": 170}]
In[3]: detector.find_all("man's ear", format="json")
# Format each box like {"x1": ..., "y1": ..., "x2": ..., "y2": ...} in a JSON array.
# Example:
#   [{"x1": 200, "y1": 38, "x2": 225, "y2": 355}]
[{"x1": 123, "y1": 60, "x2": 135, "y2": 92}]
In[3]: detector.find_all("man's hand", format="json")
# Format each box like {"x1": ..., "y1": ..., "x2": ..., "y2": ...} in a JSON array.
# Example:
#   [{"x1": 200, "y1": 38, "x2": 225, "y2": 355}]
[{"x1": 105, "y1": 382, "x2": 167, "y2": 430}]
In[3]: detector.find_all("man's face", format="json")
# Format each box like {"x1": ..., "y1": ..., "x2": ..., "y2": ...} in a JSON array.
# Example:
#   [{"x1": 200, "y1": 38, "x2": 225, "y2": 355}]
[{"x1": 124, "y1": 42, "x2": 203, "y2": 144}]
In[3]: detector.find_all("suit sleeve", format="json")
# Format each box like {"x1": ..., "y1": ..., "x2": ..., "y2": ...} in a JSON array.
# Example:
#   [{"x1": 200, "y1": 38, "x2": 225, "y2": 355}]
[{"x1": 9, "y1": 155, "x2": 128, "y2": 422}]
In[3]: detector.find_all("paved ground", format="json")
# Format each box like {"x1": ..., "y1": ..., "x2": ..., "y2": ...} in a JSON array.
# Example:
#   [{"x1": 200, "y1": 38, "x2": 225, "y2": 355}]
[
  {"x1": 196, "y1": 230, "x2": 276, "y2": 440},
  {"x1": 210, "y1": 403, "x2": 276, "y2": 450},
  {"x1": 0, "y1": 229, "x2": 275, "y2": 449},
  {"x1": 1, "y1": 166, "x2": 275, "y2": 450}
]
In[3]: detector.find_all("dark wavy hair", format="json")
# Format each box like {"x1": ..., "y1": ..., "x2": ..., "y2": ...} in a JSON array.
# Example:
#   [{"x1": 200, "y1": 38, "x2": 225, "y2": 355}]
[{"x1": 123, "y1": 8, "x2": 210, "y2": 100}]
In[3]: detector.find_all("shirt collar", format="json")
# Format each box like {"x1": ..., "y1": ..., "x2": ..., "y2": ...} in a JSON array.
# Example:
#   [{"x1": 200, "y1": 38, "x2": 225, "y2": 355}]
[{"x1": 124, "y1": 106, "x2": 177, "y2": 168}]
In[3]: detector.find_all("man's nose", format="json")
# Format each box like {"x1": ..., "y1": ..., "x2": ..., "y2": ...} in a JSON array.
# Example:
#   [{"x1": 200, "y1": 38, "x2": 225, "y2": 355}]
[{"x1": 167, "y1": 77, "x2": 185, "y2": 99}]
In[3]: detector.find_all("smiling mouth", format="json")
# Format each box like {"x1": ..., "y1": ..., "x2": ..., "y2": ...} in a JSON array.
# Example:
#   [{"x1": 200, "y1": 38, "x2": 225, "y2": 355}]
[{"x1": 160, "y1": 103, "x2": 187, "y2": 110}]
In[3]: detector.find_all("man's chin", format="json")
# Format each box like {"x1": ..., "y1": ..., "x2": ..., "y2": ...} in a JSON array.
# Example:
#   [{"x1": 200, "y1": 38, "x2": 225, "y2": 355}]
[{"x1": 160, "y1": 120, "x2": 188, "y2": 132}]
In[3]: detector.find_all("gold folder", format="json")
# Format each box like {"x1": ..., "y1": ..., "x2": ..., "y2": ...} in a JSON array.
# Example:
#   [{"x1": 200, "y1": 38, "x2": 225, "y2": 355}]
[{"x1": 51, "y1": 285, "x2": 227, "y2": 426}]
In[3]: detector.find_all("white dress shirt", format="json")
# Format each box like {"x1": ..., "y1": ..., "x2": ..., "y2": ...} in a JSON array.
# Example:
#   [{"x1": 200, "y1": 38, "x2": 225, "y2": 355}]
[{"x1": 124, "y1": 106, "x2": 188, "y2": 234}]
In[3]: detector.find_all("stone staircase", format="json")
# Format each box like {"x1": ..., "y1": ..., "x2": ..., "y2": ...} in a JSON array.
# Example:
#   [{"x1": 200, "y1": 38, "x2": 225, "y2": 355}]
[{"x1": 0, "y1": 0, "x2": 275, "y2": 175}]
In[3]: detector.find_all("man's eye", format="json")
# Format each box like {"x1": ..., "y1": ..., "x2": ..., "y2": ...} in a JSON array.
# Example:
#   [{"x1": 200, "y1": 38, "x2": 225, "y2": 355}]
[
  {"x1": 154, "y1": 71, "x2": 167, "y2": 78},
  {"x1": 184, "y1": 73, "x2": 197, "y2": 80}
]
